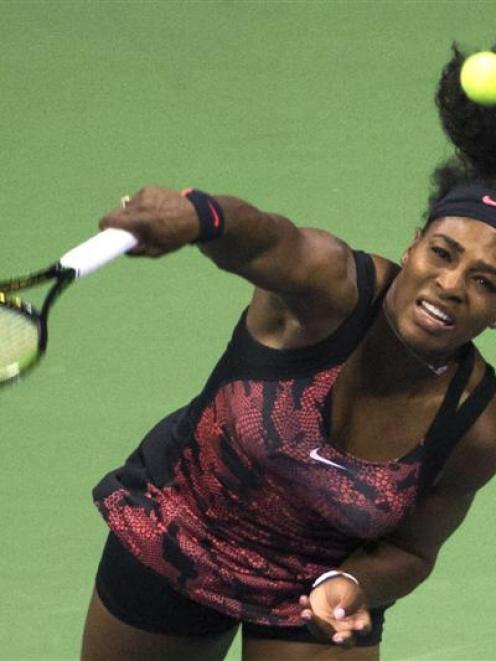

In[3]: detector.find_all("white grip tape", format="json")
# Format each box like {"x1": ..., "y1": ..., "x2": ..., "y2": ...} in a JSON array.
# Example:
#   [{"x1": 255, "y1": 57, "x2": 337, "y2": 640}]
[{"x1": 59, "y1": 228, "x2": 138, "y2": 279}]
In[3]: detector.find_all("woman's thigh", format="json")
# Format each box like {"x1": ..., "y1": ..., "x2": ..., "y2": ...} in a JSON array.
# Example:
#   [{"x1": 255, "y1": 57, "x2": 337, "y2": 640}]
[
  {"x1": 81, "y1": 587, "x2": 238, "y2": 661},
  {"x1": 242, "y1": 636, "x2": 380, "y2": 661}
]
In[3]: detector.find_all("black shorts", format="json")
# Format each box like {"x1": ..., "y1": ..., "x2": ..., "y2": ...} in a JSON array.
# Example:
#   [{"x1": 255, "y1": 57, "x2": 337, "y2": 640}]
[{"x1": 95, "y1": 532, "x2": 385, "y2": 646}]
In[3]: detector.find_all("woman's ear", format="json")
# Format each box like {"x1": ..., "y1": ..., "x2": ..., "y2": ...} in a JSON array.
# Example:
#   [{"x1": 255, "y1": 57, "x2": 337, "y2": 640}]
[{"x1": 402, "y1": 228, "x2": 424, "y2": 267}]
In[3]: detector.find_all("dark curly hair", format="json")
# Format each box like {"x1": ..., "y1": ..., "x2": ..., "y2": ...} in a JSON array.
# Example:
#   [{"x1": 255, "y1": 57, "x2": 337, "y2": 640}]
[{"x1": 424, "y1": 43, "x2": 496, "y2": 226}]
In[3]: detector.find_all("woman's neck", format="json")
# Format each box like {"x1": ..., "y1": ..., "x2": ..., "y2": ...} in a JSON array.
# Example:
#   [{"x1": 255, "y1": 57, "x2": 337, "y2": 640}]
[{"x1": 355, "y1": 303, "x2": 458, "y2": 395}]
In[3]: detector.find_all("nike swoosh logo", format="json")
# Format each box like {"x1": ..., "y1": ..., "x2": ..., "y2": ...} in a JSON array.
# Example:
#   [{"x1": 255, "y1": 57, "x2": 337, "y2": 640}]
[
  {"x1": 482, "y1": 195, "x2": 496, "y2": 207},
  {"x1": 309, "y1": 448, "x2": 351, "y2": 472},
  {"x1": 207, "y1": 200, "x2": 221, "y2": 228}
]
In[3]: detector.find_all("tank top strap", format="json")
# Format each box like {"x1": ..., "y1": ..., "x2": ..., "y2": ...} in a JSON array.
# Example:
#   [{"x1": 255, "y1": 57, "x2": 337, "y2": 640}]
[
  {"x1": 351, "y1": 250, "x2": 377, "y2": 319},
  {"x1": 332, "y1": 250, "x2": 383, "y2": 349},
  {"x1": 452, "y1": 363, "x2": 496, "y2": 439},
  {"x1": 426, "y1": 344, "x2": 475, "y2": 437},
  {"x1": 224, "y1": 251, "x2": 384, "y2": 380},
  {"x1": 417, "y1": 345, "x2": 496, "y2": 498}
]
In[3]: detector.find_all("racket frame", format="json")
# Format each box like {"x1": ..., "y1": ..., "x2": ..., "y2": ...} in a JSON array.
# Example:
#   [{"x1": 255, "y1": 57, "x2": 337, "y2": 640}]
[
  {"x1": 0, "y1": 227, "x2": 136, "y2": 387},
  {"x1": 0, "y1": 265, "x2": 76, "y2": 385}
]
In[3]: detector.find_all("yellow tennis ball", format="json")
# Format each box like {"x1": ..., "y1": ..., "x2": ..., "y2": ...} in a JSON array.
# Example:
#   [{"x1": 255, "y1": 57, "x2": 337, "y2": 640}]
[{"x1": 460, "y1": 51, "x2": 496, "y2": 106}]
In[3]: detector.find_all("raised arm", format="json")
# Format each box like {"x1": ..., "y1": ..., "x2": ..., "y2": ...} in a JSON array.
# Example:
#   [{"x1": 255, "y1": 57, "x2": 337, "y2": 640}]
[{"x1": 100, "y1": 187, "x2": 359, "y2": 330}]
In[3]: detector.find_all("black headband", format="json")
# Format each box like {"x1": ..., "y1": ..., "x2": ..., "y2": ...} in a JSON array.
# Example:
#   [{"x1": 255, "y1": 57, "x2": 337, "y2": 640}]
[{"x1": 428, "y1": 184, "x2": 496, "y2": 229}]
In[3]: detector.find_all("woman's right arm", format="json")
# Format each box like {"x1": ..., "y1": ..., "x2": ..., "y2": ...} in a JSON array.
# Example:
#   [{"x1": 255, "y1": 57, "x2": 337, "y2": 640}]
[{"x1": 100, "y1": 187, "x2": 359, "y2": 328}]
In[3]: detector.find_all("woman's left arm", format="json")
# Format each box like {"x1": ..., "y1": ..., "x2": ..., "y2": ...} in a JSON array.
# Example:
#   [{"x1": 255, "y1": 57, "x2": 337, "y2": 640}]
[
  {"x1": 301, "y1": 402, "x2": 496, "y2": 642},
  {"x1": 343, "y1": 402, "x2": 496, "y2": 607},
  {"x1": 340, "y1": 479, "x2": 478, "y2": 608},
  {"x1": 301, "y1": 479, "x2": 479, "y2": 643}
]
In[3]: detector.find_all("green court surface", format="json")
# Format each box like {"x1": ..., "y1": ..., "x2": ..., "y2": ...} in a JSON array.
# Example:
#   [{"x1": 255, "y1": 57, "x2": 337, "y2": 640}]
[{"x1": 1, "y1": 1, "x2": 496, "y2": 659}]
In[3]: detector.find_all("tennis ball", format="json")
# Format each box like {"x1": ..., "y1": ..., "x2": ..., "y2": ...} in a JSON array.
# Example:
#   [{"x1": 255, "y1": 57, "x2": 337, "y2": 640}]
[{"x1": 460, "y1": 51, "x2": 496, "y2": 106}]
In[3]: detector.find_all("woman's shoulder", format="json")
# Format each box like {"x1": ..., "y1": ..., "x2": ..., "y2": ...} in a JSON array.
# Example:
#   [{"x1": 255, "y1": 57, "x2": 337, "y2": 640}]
[
  {"x1": 438, "y1": 352, "x2": 496, "y2": 492},
  {"x1": 368, "y1": 253, "x2": 401, "y2": 299},
  {"x1": 466, "y1": 348, "x2": 496, "y2": 446}
]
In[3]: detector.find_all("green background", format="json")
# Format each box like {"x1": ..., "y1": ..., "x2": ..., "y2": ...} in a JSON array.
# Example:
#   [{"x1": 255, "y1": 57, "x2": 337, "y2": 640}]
[{"x1": 1, "y1": 1, "x2": 496, "y2": 659}]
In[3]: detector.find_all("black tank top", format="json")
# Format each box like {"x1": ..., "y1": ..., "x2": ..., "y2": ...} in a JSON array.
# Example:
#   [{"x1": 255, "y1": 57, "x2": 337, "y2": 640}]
[{"x1": 93, "y1": 251, "x2": 495, "y2": 626}]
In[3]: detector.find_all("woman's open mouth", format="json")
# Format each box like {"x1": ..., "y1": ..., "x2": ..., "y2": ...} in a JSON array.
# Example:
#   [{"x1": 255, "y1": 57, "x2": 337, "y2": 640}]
[{"x1": 414, "y1": 299, "x2": 455, "y2": 331}]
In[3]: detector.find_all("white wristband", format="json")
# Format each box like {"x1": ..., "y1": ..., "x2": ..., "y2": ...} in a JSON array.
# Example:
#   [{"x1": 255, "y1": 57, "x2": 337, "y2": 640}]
[{"x1": 312, "y1": 570, "x2": 360, "y2": 589}]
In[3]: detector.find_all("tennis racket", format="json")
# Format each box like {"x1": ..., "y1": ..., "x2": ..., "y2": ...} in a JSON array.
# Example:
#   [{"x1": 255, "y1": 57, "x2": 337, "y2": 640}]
[{"x1": 0, "y1": 228, "x2": 137, "y2": 386}]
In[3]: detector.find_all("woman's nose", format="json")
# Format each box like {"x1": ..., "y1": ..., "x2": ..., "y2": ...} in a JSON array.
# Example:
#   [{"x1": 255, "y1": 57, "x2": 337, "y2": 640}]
[{"x1": 435, "y1": 267, "x2": 465, "y2": 300}]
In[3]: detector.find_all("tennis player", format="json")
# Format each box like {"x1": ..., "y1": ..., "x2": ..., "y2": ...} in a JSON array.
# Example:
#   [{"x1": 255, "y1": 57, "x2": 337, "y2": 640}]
[{"x1": 81, "y1": 46, "x2": 496, "y2": 661}]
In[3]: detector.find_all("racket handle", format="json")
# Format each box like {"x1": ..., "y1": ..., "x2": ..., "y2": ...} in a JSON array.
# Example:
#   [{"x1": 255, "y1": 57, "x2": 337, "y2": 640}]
[{"x1": 59, "y1": 229, "x2": 138, "y2": 279}]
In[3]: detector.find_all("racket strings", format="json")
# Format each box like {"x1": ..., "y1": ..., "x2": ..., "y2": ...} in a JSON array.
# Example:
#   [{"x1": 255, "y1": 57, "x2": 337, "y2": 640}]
[{"x1": 0, "y1": 305, "x2": 39, "y2": 377}]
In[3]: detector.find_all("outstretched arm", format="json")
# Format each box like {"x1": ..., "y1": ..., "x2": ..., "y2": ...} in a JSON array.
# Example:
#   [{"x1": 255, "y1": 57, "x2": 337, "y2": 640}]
[{"x1": 100, "y1": 187, "x2": 358, "y2": 326}]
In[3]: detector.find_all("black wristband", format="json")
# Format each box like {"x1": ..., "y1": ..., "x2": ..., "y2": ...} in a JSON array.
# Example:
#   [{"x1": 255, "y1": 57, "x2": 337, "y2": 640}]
[{"x1": 181, "y1": 188, "x2": 225, "y2": 243}]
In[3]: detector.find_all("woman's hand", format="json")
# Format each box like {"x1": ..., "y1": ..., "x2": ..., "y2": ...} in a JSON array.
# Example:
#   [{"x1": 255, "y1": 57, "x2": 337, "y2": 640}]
[
  {"x1": 100, "y1": 187, "x2": 199, "y2": 257},
  {"x1": 299, "y1": 577, "x2": 372, "y2": 647}
]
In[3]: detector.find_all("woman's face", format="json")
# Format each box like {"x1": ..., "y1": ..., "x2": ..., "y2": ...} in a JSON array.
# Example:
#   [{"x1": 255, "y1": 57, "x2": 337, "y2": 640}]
[{"x1": 385, "y1": 216, "x2": 496, "y2": 360}]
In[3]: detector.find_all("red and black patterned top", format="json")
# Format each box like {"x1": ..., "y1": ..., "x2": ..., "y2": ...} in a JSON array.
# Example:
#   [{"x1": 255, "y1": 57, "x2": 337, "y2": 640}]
[{"x1": 93, "y1": 252, "x2": 495, "y2": 626}]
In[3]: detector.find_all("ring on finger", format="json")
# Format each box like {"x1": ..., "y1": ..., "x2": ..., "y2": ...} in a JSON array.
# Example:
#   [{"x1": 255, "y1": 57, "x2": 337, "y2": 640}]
[{"x1": 120, "y1": 195, "x2": 131, "y2": 209}]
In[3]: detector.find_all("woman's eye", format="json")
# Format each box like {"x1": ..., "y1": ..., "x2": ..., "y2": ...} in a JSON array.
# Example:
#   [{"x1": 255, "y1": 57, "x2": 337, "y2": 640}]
[
  {"x1": 431, "y1": 246, "x2": 451, "y2": 261},
  {"x1": 476, "y1": 277, "x2": 496, "y2": 293}
]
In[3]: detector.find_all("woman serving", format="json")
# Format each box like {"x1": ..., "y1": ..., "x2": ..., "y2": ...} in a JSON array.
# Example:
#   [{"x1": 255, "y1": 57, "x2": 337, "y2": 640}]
[{"x1": 81, "y1": 46, "x2": 496, "y2": 661}]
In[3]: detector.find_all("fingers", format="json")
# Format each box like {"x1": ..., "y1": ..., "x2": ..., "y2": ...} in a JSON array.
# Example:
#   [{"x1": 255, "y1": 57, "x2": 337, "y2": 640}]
[
  {"x1": 99, "y1": 207, "x2": 140, "y2": 233},
  {"x1": 353, "y1": 612, "x2": 373, "y2": 635},
  {"x1": 299, "y1": 593, "x2": 371, "y2": 629},
  {"x1": 332, "y1": 612, "x2": 372, "y2": 639},
  {"x1": 304, "y1": 617, "x2": 356, "y2": 647},
  {"x1": 303, "y1": 617, "x2": 336, "y2": 644},
  {"x1": 99, "y1": 201, "x2": 160, "y2": 256},
  {"x1": 332, "y1": 630, "x2": 354, "y2": 647},
  {"x1": 299, "y1": 594, "x2": 372, "y2": 648},
  {"x1": 99, "y1": 190, "x2": 145, "y2": 233},
  {"x1": 299, "y1": 595, "x2": 310, "y2": 608},
  {"x1": 98, "y1": 187, "x2": 199, "y2": 258}
]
